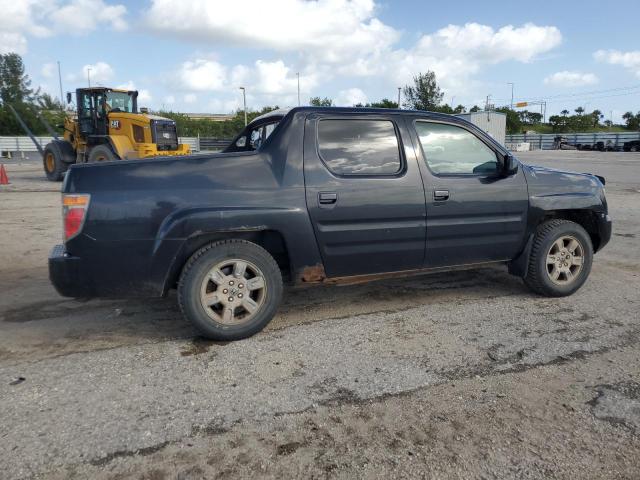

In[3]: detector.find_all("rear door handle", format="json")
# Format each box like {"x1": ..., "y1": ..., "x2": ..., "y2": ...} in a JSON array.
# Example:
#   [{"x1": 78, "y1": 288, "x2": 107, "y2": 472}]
[
  {"x1": 318, "y1": 192, "x2": 338, "y2": 205},
  {"x1": 433, "y1": 189, "x2": 450, "y2": 201}
]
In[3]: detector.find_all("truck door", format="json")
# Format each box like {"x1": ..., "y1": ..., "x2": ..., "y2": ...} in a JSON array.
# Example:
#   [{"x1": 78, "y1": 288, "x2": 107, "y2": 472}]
[
  {"x1": 303, "y1": 114, "x2": 427, "y2": 277},
  {"x1": 410, "y1": 119, "x2": 529, "y2": 268}
]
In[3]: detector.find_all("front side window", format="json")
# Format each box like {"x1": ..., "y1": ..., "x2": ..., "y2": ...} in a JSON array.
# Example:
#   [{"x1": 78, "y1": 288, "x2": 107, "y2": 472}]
[
  {"x1": 415, "y1": 122, "x2": 498, "y2": 175},
  {"x1": 106, "y1": 92, "x2": 134, "y2": 113},
  {"x1": 317, "y1": 119, "x2": 401, "y2": 175}
]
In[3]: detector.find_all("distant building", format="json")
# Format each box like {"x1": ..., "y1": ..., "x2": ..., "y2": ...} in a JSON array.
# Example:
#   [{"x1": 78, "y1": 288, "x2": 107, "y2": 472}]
[{"x1": 183, "y1": 113, "x2": 236, "y2": 122}]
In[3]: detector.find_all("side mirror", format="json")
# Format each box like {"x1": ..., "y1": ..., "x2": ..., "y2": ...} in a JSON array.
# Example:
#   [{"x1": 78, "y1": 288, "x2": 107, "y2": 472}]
[
  {"x1": 235, "y1": 136, "x2": 246, "y2": 148},
  {"x1": 500, "y1": 153, "x2": 518, "y2": 176},
  {"x1": 66, "y1": 92, "x2": 72, "y2": 104}
]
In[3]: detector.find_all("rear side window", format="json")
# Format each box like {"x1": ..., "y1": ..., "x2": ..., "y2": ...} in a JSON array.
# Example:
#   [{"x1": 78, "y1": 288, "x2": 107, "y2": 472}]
[
  {"x1": 317, "y1": 119, "x2": 401, "y2": 175},
  {"x1": 415, "y1": 121, "x2": 498, "y2": 175}
]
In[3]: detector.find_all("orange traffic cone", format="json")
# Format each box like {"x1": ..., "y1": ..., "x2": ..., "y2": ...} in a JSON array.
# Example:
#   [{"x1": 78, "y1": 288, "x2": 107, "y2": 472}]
[{"x1": 0, "y1": 164, "x2": 9, "y2": 185}]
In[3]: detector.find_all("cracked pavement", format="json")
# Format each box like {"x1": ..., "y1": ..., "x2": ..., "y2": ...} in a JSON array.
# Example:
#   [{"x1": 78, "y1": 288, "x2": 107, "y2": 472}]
[{"x1": 1, "y1": 151, "x2": 639, "y2": 479}]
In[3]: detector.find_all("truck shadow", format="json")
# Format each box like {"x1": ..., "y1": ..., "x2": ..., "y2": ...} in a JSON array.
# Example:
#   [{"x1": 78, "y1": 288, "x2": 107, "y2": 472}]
[{"x1": 1, "y1": 266, "x2": 528, "y2": 362}]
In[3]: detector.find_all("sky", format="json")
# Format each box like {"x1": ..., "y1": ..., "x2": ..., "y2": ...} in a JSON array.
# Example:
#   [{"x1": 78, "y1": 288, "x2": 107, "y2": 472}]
[{"x1": 2, "y1": 0, "x2": 640, "y2": 122}]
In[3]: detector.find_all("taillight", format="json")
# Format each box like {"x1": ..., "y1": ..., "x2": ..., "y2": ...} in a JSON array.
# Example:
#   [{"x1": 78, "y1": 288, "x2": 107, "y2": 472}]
[{"x1": 62, "y1": 194, "x2": 90, "y2": 242}]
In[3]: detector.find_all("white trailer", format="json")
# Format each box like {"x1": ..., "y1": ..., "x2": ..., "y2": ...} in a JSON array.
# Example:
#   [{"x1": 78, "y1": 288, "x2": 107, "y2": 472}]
[{"x1": 456, "y1": 111, "x2": 506, "y2": 146}]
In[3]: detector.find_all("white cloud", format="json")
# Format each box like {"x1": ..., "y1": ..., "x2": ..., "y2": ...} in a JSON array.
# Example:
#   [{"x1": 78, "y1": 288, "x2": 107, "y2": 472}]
[
  {"x1": 178, "y1": 59, "x2": 227, "y2": 91},
  {"x1": 156, "y1": 4, "x2": 561, "y2": 104},
  {"x1": 594, "y1": 49, "x2": 640, "y2": 77},
  {"x1": 173, "y1": 57, "x2": 317, "y2": 104},
  {"x1": 138, "y1": 89, "x2": 152, "y2": 104},
  {"x1": 337, "y1": 88, "x2": 368, "y2": 106},
  {"x1": 164, "y1": 95, "x2": 175, "y2": 105},
  {"x1": 0, "y1": 0, "x2": 127, "y2": 54},
  {"x1": 184, "y1": 94, "x2": 197, "y2": 104},
  {"x1": 0, "y1": 32, "x2": 29, "y2": 55},
  {"x1": 49, "y1": 0, "x2": 127, "y2": 33},
  {"x1": 41, "y1": 62, "x2": 56, "y2": 78},
  {"x1": 145, "y1": 0, "x2": 398, "y2": 65},
  {"x1": 544, "y1": 71, "x2": 599, "y2": 87},
  {"x1": 82, "y1": 62, "x2": 114, "y2": 84},
  {"x1": 350, "y1": 22, "x2": 562, "y2": 92}
]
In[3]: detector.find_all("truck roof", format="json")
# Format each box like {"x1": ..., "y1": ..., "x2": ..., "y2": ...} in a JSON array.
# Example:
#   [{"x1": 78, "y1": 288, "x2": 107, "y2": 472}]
[{"x1": 251, "y1": 106, "x2": 459, "y2": 125}]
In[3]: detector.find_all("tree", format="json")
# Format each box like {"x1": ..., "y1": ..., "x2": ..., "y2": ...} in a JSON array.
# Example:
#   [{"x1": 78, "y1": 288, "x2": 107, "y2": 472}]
[
  {"x1": 453, "y1": 104, "x2": 466, "y2": 114},
  {"x1": 623, "y1": 111, "x2": 640, "y2": 131},
  {"x1": 496, "y1": 107, "x2": 523, "y2": 134},
  {"x1": 37, "y1": 92, "x2": 64, "y2": 111},
  {"x1": 368, "y1": 98, "x2": 398, "y2": 108},
  {"x1": 402, "y1": 71, "x2": 443, "y2": 111},
  {"x1": 309, "y1": 96, "x2": 333, "y2": 107},
  {"x1": 561, "y1": 109, "x2": 569, "y2": 116},
  {"x1": 574, "y1": 106, "x2": 585, "y2": 116},
  {"x1": 0, "y1": 53, "x2": 36, "y2": 104},
  {"x1": 469, "y1": 105, "x2": 481, "y2": 112},
  {"x1": 591, "y1": 109, "x2": 603, "y2": 127}
]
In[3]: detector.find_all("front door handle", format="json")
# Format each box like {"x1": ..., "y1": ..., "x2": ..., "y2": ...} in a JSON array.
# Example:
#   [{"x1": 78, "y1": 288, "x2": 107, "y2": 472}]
[
  {"x1": 319, "y1": 192, "x2": 338, "y2": 205},
  {"x1": 433, "y1": 189, "x2": 450, "y2": 201}
]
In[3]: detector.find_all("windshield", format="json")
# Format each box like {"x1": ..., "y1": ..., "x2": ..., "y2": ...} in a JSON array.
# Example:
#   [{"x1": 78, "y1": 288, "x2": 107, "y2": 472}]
[{"x1": 106, "y1": 91, "x2": 135, "y2": 113}]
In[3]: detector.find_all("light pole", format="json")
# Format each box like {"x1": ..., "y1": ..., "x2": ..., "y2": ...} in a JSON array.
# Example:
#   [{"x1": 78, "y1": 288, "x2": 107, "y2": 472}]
[
  {"x1": 451, "y1": 96, "x2": 455, "y2": 109},
  {"x1": 57, "y1": 61, "x2": 64, "y2": 106},
  {"x1": 507, "y1": 82, "x2": 514, "y2": 109},
  {"x1": 397, "y1": 87, "x2": 401, "y2": 109},
  {"x1": 296, "y1": 72, "x2": 300, "y2": 106},
  {"x1": 87, "y1": 67, "x2": 92, "y2": 88},
  {"x1": 239, "y1": 87, "x2": 247, "y2": 126}
]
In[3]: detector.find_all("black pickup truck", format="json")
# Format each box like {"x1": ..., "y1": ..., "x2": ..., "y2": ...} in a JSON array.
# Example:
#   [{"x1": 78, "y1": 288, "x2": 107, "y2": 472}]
[{"x1": 50, "y1": 107, "x2": 611, "y2": 340}]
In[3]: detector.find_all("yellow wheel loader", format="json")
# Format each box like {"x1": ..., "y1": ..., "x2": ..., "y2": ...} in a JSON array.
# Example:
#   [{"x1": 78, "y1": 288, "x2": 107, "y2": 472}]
[{"x1": 12, "y1": 88, "x2": 191, "y2": 181}]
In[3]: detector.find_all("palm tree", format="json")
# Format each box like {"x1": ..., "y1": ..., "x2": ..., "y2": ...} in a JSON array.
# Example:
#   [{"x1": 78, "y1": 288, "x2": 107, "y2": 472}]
[
  {"x1": 561, "y1": 109, "x2": 569, "y2": 116},
  {"x1": 574, "y1": 107, "x2": 585, "y2": 116}
]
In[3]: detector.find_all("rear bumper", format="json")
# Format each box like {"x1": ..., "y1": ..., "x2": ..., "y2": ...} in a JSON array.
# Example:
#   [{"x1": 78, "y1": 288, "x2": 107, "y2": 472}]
[
  {"x1": 49, "y1": 244, "x2": 94, "y2": 297},
  {"x1": 596, "y1": 213, "x2": 612, "y2": 252}
]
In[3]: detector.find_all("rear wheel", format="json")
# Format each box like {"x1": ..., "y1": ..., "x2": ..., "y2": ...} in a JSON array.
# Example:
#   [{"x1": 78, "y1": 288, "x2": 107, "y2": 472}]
[
  {"x1": 524, "y1": 219, "x2": 593, "y2": 297},
  {"x1": 87, "y1": 145, "x2": 117, "y2": 162},
  {"x1": 42, "y1": 143, "x2": 69, "y2": 182},
  {"x1": 178, "y1": 240, "x2": 283, "y2": 341}
]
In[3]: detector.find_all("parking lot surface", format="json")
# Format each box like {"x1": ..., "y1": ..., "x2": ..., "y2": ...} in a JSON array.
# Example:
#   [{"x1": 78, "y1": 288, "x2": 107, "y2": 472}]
[{"x1": 1, "y1": 151, "x2": 639, "y2": 479}]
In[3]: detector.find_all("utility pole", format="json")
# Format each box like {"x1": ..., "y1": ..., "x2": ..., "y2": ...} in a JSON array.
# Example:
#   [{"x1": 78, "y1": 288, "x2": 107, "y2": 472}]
[
  {"x1": 397, "y1": 87, "x2": 401, "y2": 109},
  {"x1": 451, "y1": 96, "x2": 455, "y2": 109},
  {"x1": 485, "y1": 94, "x2": 492, "y2": 111},
  {"x1": 296, "y1": 73, "x2": 300, "y2": 106},
  {"x1": 87, "y1": 67, "x2": 91, "y2": 88},
  {"x1": 57, "y1": 61, "x2": 64, "y2": 106},
  {"x1": 507, "y1": 82, "x2": 514, "y2": 109},
  {"x1": 239, "y1": 87, "x2": 247, "y2": 126}
]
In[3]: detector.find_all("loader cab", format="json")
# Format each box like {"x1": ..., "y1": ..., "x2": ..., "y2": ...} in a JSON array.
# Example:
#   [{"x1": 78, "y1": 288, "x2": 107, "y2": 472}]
[{"x1": 74, "y1": 88, "x2": 138, "y2": 137}]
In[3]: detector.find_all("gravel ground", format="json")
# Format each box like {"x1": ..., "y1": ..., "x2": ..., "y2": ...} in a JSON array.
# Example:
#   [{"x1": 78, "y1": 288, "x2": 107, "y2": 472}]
[{"x1": 0, "y1": 151, "x2": 639, "y2": 479}]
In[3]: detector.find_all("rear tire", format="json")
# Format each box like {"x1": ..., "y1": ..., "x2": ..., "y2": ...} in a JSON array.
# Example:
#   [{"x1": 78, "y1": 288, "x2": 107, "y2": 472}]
[
  {"x1": 43, "y1": 143, "x2": 69, "y2": 182},
  {"x1": 178, "y1": 240, "x2": 283, "y2": 341},
  {"x1": 524, "y1": 219, "x2": 593, "y2": 297},
  {"x1": 88, "y1": 145, "x2": 118, "y2": 162}
]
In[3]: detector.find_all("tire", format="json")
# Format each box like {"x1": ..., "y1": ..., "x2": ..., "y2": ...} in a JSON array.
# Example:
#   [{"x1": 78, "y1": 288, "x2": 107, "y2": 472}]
[
  {"x1": 42, "y1": 143, "x2": 69, "y2": 181},
  {"x1": 87, "y1": 144, "x2": 118, "y2": 163},
  {"x1": 178, "y1": 239, "x2": 283, "y2": 341},
  {"x1": 524, "y1": 219, "x2": 593, "y2": 297}
]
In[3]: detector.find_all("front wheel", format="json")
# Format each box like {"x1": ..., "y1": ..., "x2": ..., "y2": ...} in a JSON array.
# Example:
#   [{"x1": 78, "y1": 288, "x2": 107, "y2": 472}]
[
  {"x1": 43, "y1": 143, "x2": 68, "y2": 181},
  {"x1": 178, "y1": 240, "x2": 283, "y2": 341},
  {"x1": 87, "y1": 145, "x2": 118, "y2": 163},
  {"x1": 524, "y1": 219, "x2": 593, "y2": 297}
]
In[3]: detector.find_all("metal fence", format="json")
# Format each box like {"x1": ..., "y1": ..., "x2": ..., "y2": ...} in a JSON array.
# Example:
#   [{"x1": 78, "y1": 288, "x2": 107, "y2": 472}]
[
  {"x1": 506, "y1": 132, "x2": 640, "y2": 151},
  {"x1": 0, "y1": 136, "x2": 234, "y2": 156}
]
